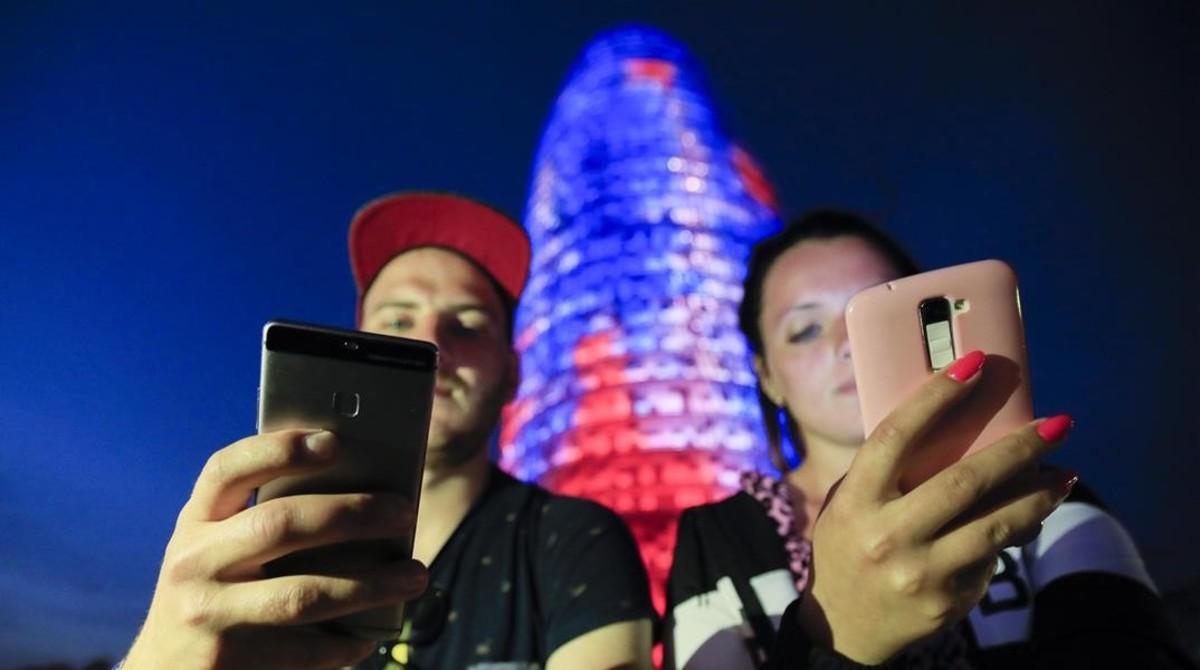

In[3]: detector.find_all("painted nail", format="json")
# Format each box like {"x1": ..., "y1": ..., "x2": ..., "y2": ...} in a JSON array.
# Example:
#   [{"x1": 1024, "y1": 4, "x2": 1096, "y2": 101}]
[
  {"x1": 303, "y1": 430, "x2": 337, "y2": 458},
  {"x1": 1036, "y1": 415, "x2": 1074, "y2": 443},
  {"x1": 945, "y1": 350, "x2": 986, "y2": 383},
  {"x1": 1057, "y1": 469, "x2": 1080, "y2": 499}
]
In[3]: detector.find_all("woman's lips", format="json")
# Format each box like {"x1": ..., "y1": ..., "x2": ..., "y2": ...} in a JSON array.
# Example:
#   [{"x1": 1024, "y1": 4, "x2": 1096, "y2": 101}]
[{"x1": 835, "y1": 380, "x2": 857, "y2": 395}]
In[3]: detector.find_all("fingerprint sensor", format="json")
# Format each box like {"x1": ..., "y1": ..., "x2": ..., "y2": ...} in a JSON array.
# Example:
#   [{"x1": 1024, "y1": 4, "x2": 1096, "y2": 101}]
[{"x1": 332, "y1": 391, "x2": 360, "y2": 417}]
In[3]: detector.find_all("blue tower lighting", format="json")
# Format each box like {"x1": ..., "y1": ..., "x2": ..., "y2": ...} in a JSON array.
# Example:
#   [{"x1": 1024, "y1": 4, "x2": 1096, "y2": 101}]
[{"x1": 500, "y1": 26, "x2": 782, "y2": 607}]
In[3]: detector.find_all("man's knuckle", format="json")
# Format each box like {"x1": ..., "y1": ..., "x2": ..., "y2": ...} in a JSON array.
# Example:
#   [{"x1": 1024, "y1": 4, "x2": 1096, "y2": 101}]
[
  {"x1": 180, "y1": 587, "x2": 218, "y2": 628},
  {"x1": 268, "y1": 434, "x2": 308, "y2": 469},
  {"x1": 249, "y1": 504, "x2": 295, "y2": 546},
  {"x1": 164, "y1": 544, "x2": 206, "y2": 582},
  {"x1": 202, "y1": 450, "x2": 233, "y2": 486},
  {"x1": 326, "y1": 493, "x2": 374, "y2": 528},
  {"x1": 277, "y1": 583, "x2": 328, "y2": 620}
]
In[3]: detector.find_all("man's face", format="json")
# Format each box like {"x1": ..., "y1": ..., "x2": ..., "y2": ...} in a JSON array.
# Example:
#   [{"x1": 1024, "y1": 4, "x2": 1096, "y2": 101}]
[{"x1": 360, "y1": 247, "x2": 516, "y2": 469}]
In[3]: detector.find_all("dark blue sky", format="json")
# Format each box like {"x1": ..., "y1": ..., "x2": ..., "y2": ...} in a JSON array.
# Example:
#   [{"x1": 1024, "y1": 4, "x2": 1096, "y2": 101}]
[{"x1": 1, "y1": 2, "x2": 1196, "y2": 665}]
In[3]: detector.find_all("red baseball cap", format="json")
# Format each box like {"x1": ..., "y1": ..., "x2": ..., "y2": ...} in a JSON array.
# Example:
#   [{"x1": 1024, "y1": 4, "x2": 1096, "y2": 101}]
[{"x1": 348, "y1": 192, "x2": 531, "y2": 307}]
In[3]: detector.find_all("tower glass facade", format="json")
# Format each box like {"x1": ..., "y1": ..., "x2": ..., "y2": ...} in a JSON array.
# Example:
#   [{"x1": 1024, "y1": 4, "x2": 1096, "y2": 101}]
[{"x1": 500, "y1": 26, "x2": 781, "y2": 608}]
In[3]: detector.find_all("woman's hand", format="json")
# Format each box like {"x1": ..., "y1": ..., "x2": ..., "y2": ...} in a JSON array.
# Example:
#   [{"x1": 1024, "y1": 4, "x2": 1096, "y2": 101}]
[
  {"x1": 123, "y1": 429, "x2": 429, "y2": 670},
  {"x1": 797, "y1": 351, "x2": 1076, "y2": 664}
]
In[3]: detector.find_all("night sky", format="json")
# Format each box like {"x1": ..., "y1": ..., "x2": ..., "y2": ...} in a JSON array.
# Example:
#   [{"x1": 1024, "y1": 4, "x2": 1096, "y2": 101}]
[{"x1": 1, "y1": 2, "x2": 1196, "y2": 666}]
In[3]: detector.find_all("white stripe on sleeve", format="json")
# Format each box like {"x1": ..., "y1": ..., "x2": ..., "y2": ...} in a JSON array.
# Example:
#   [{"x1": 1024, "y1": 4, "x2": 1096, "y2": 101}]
[
  {"x1": 671, "y1": 570, "x2": 798, "y2": 669},
  {"x1": 1028, "y1": 501, "x2": 1156, "y2": 593}
]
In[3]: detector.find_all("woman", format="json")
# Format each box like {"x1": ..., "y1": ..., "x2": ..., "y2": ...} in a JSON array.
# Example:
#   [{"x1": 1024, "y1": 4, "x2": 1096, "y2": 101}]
[{"x1": 666, "y1": 210, "x2": 1192, "y2": 669}]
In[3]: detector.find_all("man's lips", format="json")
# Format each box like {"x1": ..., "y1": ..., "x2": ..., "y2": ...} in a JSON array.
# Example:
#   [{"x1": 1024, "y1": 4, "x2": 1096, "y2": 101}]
[{"x1": 835, "y1": 380, "x2": 857, "y2": 395}]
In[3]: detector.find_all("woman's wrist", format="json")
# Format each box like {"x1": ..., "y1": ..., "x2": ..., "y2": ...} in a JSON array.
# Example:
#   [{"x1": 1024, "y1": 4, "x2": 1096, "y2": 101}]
[
  {"x1": 774, "y1": 597, "x2": 887, "y2": 670},
  {"x1": 797, "y1": 585, "x2": 894, "y2": 665}
]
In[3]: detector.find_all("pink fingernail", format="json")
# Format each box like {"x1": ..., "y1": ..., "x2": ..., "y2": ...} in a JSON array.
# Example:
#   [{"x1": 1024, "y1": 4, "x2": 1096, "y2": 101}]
[
  {"x1": 945, "y1": 350, "x2": 986, "y2": 383},
  {"x1": 1036, "y1": 415, "x2": 1074, "y2": 443}
]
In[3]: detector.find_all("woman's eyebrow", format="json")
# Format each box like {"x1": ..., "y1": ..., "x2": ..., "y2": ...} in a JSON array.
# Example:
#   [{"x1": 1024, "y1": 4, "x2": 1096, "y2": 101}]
[{"x1": 769, "y1": 302, "x2": 821, "y2": 330}]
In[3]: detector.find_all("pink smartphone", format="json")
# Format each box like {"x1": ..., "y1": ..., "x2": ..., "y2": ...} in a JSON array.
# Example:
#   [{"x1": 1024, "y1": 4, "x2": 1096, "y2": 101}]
[{"x1": 845, "y1": 259, "x2": 1033, "y2": 491}]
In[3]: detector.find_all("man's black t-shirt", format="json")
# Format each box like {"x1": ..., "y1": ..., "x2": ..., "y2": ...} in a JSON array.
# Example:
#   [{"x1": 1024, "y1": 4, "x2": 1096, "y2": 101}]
[{"x1": 355, "y1": 466, "x2": 655, "y2": 670}]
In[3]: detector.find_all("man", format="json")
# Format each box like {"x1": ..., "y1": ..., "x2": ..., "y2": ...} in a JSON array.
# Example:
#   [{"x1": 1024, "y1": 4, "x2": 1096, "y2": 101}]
[{"x1": 122, "y1": 193, "x2": 655, "y2": 669}]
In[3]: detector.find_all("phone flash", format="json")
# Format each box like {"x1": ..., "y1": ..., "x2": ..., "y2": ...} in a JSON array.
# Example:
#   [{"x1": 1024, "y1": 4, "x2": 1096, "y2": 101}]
[{"x1": 332, "y1": 391, "x2": 360, "y2": 418}]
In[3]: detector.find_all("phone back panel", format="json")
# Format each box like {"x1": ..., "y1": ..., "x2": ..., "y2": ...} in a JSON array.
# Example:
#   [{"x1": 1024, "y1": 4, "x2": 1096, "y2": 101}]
[
  {"x1": 256, "y1": 320, "x2": 437, "y2": 638},
  {"x1": 845, "y1": 260, "x2": 1032, "y2": 491}
]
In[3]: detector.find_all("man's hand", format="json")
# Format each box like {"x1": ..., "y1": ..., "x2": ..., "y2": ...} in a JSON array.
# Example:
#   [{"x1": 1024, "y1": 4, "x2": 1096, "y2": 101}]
[
  {"x1": 799, "y1": 352, "x2": 1076, "y2": 664},
  {"x1": 123, "y1": 429, "x2": 428, "y2": 669}
]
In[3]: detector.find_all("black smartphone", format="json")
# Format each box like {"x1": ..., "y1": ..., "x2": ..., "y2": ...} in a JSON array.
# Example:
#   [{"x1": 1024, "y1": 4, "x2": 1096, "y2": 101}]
[{"x1": 256, "y1": 319, "x2": 437, "y2": 639}]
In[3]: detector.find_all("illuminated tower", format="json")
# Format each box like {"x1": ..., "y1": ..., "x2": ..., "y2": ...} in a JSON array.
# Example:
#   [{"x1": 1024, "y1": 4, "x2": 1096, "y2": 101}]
[{"x1": 500, "y1": 26, "x2": 781, "y2": 608}]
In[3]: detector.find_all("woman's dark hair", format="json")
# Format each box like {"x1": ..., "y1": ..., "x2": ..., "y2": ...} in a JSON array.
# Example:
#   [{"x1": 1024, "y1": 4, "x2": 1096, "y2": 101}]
[{"x1": 738, "y1": 209, "x2": 921, "y2": 472}]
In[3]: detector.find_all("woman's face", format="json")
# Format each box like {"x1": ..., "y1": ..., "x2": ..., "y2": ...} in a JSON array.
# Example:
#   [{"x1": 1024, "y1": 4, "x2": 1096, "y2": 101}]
[{"x1": 756, "y1": 236, "x2": 901, "y2": 447}]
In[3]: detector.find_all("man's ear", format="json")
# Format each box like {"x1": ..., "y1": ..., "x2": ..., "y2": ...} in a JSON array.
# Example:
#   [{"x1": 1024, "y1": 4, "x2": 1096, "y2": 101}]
[{"x1": 752, "y1": 354, "x2": 784, "y2": 406}]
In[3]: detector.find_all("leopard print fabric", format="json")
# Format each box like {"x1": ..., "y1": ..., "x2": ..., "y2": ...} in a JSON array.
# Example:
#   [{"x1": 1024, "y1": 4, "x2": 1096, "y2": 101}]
[{"x1": 739, "y1": 470, "x2": 812, "y2": 592}]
